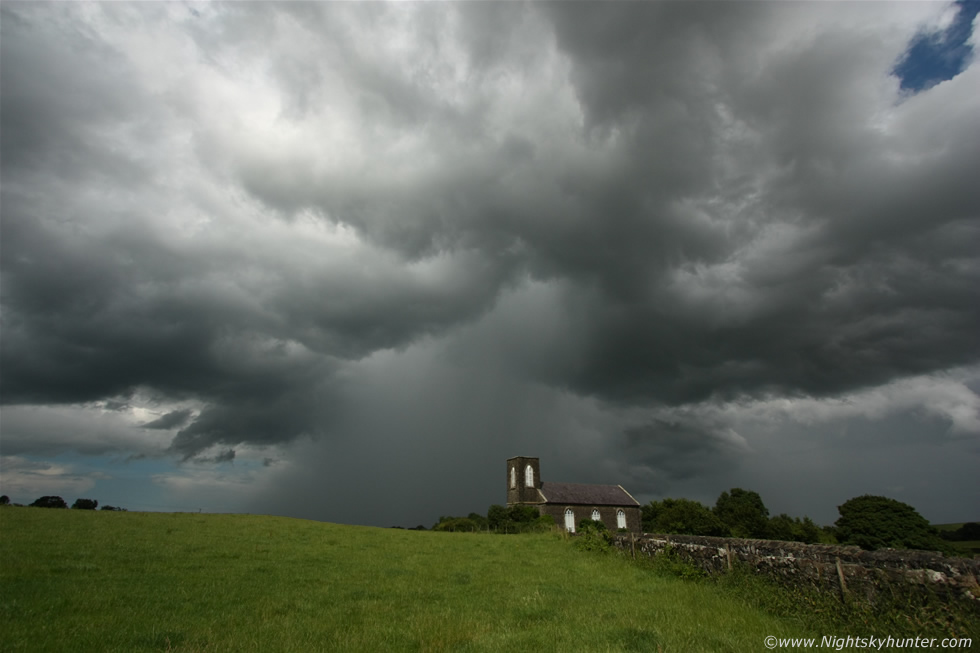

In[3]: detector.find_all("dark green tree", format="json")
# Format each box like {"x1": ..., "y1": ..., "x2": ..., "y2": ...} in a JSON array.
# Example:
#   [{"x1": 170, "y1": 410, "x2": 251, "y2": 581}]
[
  {"x1": 466, "y1": 512, "x2": 489, "y2": 530},
  {"x1": 487, "y1": 504, "x2": 510, "y2": 530},
  {"x1": 485, "y1": 504, "x2": 552, "y2": 533},
  {"x1": 835, "y1": 495, "x2": 954, "y2": 553},
  {"x1": 768, "y1": 513, "x2": 821, "y2": 544},
  {"x1": 30, "y1": 496, "x2": 67, "y2": 509},
  {"x1": 507, "y1": 505, "x2": 541, "y2": 523},
  {"x1": 72, "y1": 498, "x2": 98, "y2": 510},
  {"x1": 643, "y1": 498, "x2": 730, "y2": 536},
  {"x1": 0, "y1": 495, "x2": 9, "y2": 505},
  {"x1": 714, "y1": 488, "x2": 770, "y2": 539}
]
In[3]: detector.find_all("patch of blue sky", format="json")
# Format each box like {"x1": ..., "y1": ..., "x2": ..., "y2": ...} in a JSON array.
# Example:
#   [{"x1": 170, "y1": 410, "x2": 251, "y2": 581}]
[
  {"x1": 894, "y1": 0, "x2": 979, "y2": 92},
  {"x1": 5, "y1": 452, "x2": 212, "y2": 513}
]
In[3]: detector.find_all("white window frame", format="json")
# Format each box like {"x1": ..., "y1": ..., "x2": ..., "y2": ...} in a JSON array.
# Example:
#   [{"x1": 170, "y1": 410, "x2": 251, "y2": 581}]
[
  {"x1": 525, "y1": 465, "x2": 534, "y2": 488},
  {"x1": 564, "y1": 508, "x2": 575, "y2": 533},
  {"x1": 591, "y1": 509, "x2": 601, "y2": 522},
  {"x1": 510, "y1": 467, "x2": 516, "y2": 489},
  {"x1": 617, "y1": 510, "x2": 626, "y2": 530}
]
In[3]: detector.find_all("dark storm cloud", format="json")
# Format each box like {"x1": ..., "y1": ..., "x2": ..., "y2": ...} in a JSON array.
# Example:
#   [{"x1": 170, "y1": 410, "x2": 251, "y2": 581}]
[
  {"x1": 0, "y1": 2, "x2": 525, "y2": 457},
  {"x1": 535, "y1": 1, "x2": 980, "y2": 404},
  {"x1": 1, "y1": 0, "x2": 978, "y2": 513},
  {"x1": 619, "y1": 419, "x2": 751, "y2": 494},
  {"x1": 206, "y1": 449, "x2": 236, "y2": 464}
]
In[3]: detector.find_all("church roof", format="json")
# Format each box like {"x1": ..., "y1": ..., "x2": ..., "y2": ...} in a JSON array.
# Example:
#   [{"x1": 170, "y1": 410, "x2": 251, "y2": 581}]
[{"x1": 539, "y1": 482, "x2": 639, "y2": 507}]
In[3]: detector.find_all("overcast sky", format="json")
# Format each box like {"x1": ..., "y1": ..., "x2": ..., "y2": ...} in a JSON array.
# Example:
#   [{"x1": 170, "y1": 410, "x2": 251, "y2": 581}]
[{"x1": 2, "y1": 1, "x2": 978, "y2": 528}]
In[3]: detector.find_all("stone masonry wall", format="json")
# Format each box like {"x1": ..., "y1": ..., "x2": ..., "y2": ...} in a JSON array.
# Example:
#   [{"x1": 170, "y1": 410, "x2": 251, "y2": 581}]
[{"x1": 612, "y1": 533, "x2": 980, "y2": 611}]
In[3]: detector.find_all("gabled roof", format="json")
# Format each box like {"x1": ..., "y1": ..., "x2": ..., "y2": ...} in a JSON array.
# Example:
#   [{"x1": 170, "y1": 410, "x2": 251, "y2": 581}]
[{"x1": 539, "y1": 482, "x2": 639, "y2": 507}]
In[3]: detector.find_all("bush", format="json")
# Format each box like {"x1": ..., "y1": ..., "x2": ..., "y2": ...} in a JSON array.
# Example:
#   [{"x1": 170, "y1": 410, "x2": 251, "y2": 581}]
[
  {"x1": 433, "y1": 518, "x2": 480, "y2": 533},
  {"x1": 642, "y1": 544, "x2": 707, "y2": 580},
  {"x1": 835, "y1": 495, "x2": 954, "y2": 554},
  {"x1": 578, "y1": 518, "x2": 606, "y2": 532},
  {"x1": 573, "y1": 521, "x2": 612, "y2": 553},
  {"x1": 30, "y1": 496, "x2": 67, "y2": 509},
  {"x1": 486, "y1": 504, "x2": 553, "y2": 533}
]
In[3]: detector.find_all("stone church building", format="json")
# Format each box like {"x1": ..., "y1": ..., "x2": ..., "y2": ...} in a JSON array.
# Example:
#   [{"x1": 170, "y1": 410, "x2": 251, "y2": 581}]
[{"x1": 506, "y1": 456, "x2": 641, "y2": 534}]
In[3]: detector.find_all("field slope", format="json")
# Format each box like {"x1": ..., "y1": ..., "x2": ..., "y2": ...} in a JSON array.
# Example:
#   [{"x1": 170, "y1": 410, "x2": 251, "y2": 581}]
[{"x1": 1, "y1": 508, "x2": 813, "y2": 652}]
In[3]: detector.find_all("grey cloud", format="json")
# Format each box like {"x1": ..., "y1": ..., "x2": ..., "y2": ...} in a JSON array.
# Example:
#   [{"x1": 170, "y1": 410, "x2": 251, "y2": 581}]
[
  {"x1": 544, "y1": 2, "x2": 762, "y2": 130},
  {"x1": 0, "y1": 4, "x2": 162, "y2": 186},
  {"x1": 523, "y1": 2, "x2": 980, "y2": 405},
  {"x1": 619, "y1": 419, "x2": 751, "y2": 493},
  {"x1": 207, "y1": 449, "x2": 236, "y2": 464},
  {"x1": 168, "y1": 379, "x2": 332, "y2": 461},
  {"x1": 142, "y1": 409, "x2": 193, "y2": 431},
  {"x1": 1, "y1": 2, "x2": 977, "y2": 519}
]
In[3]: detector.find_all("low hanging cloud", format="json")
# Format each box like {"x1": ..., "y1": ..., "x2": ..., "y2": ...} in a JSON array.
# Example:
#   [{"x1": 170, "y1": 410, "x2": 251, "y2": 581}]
[{"x1": 1, "y1": 2, "x2": 978, "y2": 523}]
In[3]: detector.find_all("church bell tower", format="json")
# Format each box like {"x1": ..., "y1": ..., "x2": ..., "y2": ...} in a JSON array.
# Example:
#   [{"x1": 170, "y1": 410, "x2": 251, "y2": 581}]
[{"x1": 506, "y1": 456, "x2": 542, "y2": 506}]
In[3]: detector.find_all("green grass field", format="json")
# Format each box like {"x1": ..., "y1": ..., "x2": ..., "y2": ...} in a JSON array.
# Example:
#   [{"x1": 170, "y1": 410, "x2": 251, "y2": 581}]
[
  {"x1": 2, "y1": 508, "x2": 815, "y2": 652},
  {"x1": 2, "y1": 509, "x2": 975, "y2": 652}
]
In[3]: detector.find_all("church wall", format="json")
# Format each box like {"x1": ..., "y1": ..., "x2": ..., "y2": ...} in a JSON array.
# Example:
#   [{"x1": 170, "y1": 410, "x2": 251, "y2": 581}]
[
  {"x1": 539, "y1": 504, "x2": 641, "y2": 534},
  {"x1": 505, "y1": 456, "x2": 641, "y2": 534}
]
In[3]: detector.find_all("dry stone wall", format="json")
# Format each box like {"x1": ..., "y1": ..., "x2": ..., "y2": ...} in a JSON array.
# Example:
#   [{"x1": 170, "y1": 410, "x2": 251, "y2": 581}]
[{"x1": 613, "y1": 533, "x2": 980, "y2": 610}]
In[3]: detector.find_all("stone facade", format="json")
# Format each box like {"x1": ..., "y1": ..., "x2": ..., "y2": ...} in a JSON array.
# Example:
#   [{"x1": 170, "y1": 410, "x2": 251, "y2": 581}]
[
  {"x1": 506, "y1": 456, "x2": 642, "y2": 534},
  {"x1": 506, "y1": 456, "x2": 542, "y2": 506}
]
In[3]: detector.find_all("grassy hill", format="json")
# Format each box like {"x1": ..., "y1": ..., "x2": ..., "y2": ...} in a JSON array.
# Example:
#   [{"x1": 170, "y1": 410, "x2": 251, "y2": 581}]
[
  {"x1": 2, "y1": 508, "x2": 815, "y2": 652},
  {"x1": 2, "y1": 509, "x2": 976, "y2": 652}
]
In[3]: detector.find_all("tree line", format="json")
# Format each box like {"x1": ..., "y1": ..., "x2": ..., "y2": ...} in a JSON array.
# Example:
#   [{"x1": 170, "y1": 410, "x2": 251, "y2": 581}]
[
  {"x1": 427, "y1": 489, "x2": 966, "y2": 556},
  {"x1": 641, "y1": 489, "x2": 959, "y2": 555},
  {"x1": 0, "y1": 495, "x2": 126, "y2": 511},
  {"x1": 642, "y1": 489, "x2": 820, "y2": 543},
  {"x1": 430, "y1": 504, "x2": 555, "y2": 533}
]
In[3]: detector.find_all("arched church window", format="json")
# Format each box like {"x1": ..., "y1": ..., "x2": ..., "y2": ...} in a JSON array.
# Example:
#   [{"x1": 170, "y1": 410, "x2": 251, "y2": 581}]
[
  {"x1": 591, "y1": 509, "x2": 601, "y2": 522},
  {"x1": 564, "y1": 508, "x2": 575, "y2": 533},
  {"x1": 510, "y1": 467, "x2": 516, "y2": 489},
  {"x1": 525, "y1": 465, "x2": 534, "y2": 488},
  {"x1": 617, "y1": 510, "x2": 626, "y2": 530}
]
